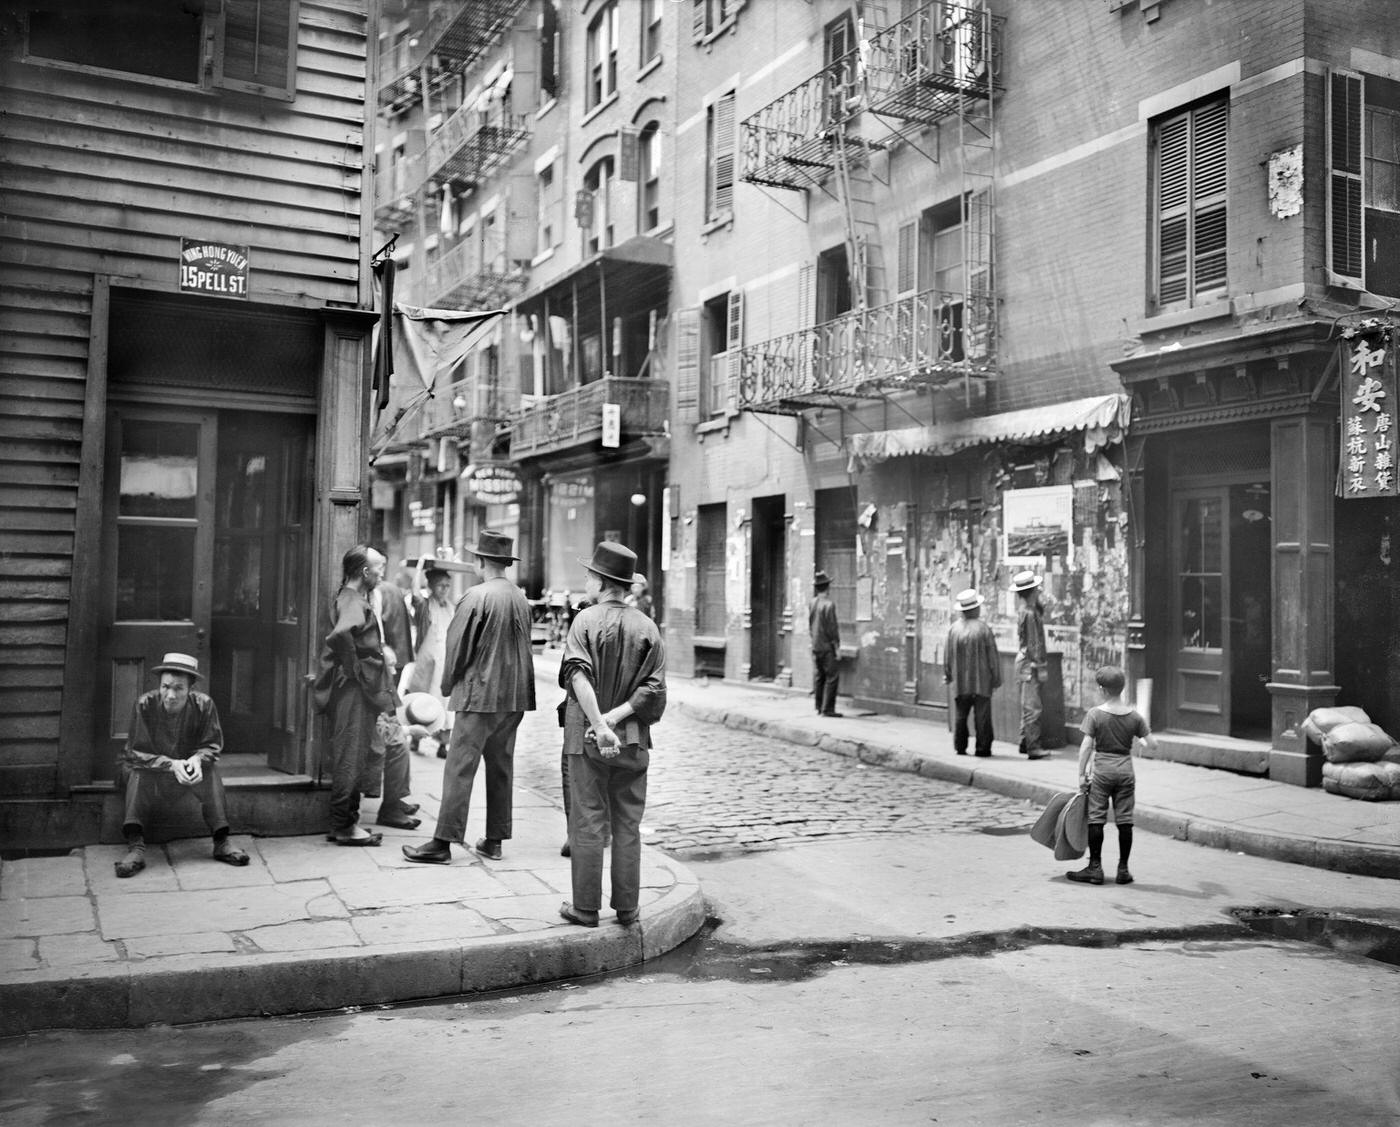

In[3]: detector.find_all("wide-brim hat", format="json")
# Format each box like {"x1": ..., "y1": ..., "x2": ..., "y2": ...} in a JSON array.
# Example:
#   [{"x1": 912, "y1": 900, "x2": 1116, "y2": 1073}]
[
  {"x1": 151, "y1": 652, "x2": 202, "y2": 682},
  {"x1": 402, "y1": 692, "x2": 444, "y2": 729},
  {"x1": 469, "y1": 529, "x2": 518, "y2": 562},
  {"x1": 1011, "y1": 570, "x2": 1044, "y2": 593},
  {"x1": 813, "y1": 569, "x2": 832, "y2": 588},
  {"x1": 579, "y1": 540, "x2": 637, "y2": 585},
  {"x1": 955, "y1": 588, "x2": 984, "y2": 611}
]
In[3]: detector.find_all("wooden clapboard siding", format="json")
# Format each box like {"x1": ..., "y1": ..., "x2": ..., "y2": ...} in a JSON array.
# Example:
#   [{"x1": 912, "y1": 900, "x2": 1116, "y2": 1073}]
[{"x1": 0, "y1": 1, "x2": 371, "y2": 804}]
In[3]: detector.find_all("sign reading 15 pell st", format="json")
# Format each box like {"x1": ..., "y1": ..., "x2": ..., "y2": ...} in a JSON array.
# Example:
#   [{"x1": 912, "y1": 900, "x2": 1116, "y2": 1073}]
[{"x1": 180, "y1": 238, "x2": 250, "y2": 299}]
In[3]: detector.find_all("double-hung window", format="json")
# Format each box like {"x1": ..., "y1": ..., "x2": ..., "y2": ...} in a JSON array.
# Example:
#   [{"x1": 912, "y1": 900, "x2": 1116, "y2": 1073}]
[
  {"x1": 1151, "y1": 97, "x2": 1228, "y2": 312},
  {"x1": 1329, "y1": 69, "x2": 1400, "y2": 297},
  {"x1": 586, "y1": 1, "x2": 618, "y2": 111},
  {"x1": 641, "y1": 0, "x2": 663, "y2": 66}
]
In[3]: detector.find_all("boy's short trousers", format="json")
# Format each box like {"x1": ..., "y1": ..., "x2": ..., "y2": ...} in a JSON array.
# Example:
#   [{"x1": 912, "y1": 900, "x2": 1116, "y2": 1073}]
[{"x1": 1087, "y1": 753, "x2": 1135, "y2": 824}]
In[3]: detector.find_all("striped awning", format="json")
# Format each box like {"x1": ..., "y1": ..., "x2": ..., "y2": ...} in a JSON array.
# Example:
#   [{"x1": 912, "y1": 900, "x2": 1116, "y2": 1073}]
[{"x1": 846, "y1": 393, "x2": 1131, "y2": 472}]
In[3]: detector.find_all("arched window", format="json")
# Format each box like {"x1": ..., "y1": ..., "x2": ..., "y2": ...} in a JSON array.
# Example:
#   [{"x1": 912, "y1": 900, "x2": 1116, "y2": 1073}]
[
  {"x1": 638, "y1": 122, "x2": 662, "y2": 233},
  {"x1": 583, "y1": 157, "x2": 615, "y2": 254}
]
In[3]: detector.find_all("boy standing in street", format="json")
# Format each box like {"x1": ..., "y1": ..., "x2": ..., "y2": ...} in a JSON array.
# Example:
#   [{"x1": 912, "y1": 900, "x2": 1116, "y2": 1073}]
[{"x1": 1068, "y1": 666, "x2": 1157, "y2": 886}]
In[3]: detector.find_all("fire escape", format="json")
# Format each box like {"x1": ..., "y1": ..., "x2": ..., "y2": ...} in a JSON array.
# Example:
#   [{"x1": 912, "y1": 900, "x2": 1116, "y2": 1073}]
[{"x1": 737, "y1": 0, "x2": 1003, "y2": 414}]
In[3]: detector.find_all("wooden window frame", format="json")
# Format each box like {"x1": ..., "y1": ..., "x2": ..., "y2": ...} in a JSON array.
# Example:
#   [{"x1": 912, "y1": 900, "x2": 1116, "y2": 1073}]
[
  {"x1": 705, "y1": 90, "x2": 736, "y2": 224},
  {"x1": 1150, "y1": 95, "x2": 1228, "y2": 313}
]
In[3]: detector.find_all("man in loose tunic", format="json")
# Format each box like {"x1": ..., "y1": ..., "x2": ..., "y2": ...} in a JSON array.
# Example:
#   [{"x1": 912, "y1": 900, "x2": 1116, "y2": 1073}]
[
  {"x1": 402, "y1": 530, "x2": 535, "y2": 865},
  {"x1": 313, "y1": 545, "x2": 396, "y2": 846},
  {"x1": 1012, "y1": 570, "x2": 1050, "y2": 759},
  {"x1": 558, "y1": 541, "x2": 667, "y2": 928},
  {"x1": 115, "y1": 652, "x2": 248, "y2": 877},
  {"x1": 944, "y1": 588, "x2": 1001, "y2": 757},
  {"x1": 809, "y1": 569, "x2": 842, "y2": 717}
]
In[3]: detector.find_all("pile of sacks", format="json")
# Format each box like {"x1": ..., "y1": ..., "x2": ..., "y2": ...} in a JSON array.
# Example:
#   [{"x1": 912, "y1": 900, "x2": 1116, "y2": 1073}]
[{"x1": 1302, "y1": 706, "x2": 1400, "y2": 800}]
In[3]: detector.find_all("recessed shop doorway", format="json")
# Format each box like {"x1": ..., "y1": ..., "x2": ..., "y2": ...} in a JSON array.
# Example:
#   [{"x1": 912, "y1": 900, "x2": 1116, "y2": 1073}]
[{"x1": 749, "y1": 494, "x2": 786, "y2": 680}]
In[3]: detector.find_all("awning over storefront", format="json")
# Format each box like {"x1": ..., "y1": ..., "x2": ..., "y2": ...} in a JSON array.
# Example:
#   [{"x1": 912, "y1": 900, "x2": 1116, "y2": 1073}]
[{"x1": 846, "y1": 393, "x2": 1131, "y2": 472}]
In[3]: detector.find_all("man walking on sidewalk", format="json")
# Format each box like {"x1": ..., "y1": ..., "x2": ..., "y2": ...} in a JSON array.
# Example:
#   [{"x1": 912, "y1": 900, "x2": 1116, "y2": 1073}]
[
  {"x1": 403, "y1": 531, "x2": 535, "y2": 865},
  {"x1": 809, "y1": 569, "x2": 842, "y2": 718},
  {"x1": 115, "y1": 653, "x2": 248, "y2": 877},
  {"x1": 1012, "y1": 570, "x2": 1050, "y2": 759},
  {"x1": 944, "y1": 588, "x2": 1001, "y2": 757}
]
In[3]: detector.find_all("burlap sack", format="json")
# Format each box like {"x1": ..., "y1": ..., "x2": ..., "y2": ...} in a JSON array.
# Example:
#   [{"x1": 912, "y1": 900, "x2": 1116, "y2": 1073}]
[
  {"x1": 1053, "y1": 792, "x2": 1089, "y2": 860},
  {"x1": 1030, "y1": 792, "x2": 1073, "y2": 850},
  {"x1": 1300, "y1": 706, "x2": 1370, "y2": 745},
  {"x1": 1321, "y1": 760, "x2": 1400, "y2": 801},
  {"x1": 1322, "y1": 721, "x2": 1396, "y2": 764}
]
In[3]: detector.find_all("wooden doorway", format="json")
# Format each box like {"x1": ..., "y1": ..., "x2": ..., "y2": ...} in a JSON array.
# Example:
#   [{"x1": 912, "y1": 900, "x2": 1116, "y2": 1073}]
[{"x1": 748, "y1": 494, "x2": 786, "y2": 680}]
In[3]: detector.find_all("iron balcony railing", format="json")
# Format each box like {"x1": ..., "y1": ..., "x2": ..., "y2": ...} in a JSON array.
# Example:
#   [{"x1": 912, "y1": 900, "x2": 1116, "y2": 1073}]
[
  {"x1": 863, "y1": 0, "x2": 1003, "y2": 127},
  {"x1": 509, "y1": 377, "x2": 669, "y2": 459},
  {"x1": 741, "y1": 46, "x2": 876, "y2": 191},
  {"x1": 374, "y1": 154, "x2": 423, "y2": 230},
  {"x1": 379, "y1": 0, "x2": 528, "y2": 108},
  {"x1": 426, "y1": 101, "x2": 531, "y2": 188},
  {"x1": 424, "y1": 235, "x2": 525, "y2": 310},
  {"x1": 738, "y1": 286, "x2": 996, "y2": 411}
]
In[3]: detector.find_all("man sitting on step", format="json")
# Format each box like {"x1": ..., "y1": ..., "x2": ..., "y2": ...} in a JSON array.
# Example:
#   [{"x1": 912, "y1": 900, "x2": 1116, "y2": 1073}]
[{"x1": 115, "y1": 653, "x2": 249, "y2": 878}]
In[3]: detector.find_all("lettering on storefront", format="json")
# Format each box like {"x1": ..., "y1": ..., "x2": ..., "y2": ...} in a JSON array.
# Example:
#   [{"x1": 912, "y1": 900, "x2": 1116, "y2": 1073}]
[
  {"x1": 179, "y1": 239, "x2": 249, "y2": 298},
  {"x1": 463, "y1": 464, "x2": 521, "y2": 505},
  {"x1": 1340, "y1": 334, "x2": 1397, "y2": 499}
]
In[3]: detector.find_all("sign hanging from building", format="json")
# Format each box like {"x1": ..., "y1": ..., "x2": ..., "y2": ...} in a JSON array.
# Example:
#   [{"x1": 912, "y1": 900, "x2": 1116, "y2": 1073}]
[
  {"x1": 462, "y1": 463, "x2": 521, "y2": 505},
  {"x1": 601, "y1": 402, "x2": 621, "y2": 448},
  {"x1": 179, "y1": 238, "x2": 250, "y2": 299},
  {"x1": 1340, "y1": 332, "x2": 1397, "y2": 499}
]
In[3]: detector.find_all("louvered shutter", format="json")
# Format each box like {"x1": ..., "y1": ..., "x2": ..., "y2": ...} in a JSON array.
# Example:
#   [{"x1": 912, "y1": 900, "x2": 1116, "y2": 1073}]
[
  {"x1": 1191, "y1": 99, "x2": 1228, "y2": 301},
  {"x1": 1328, "y1": 69, "x2": 1364, "y2": 287},
  {"x1": 215, "y1": 0, "x2": 298, "y2": 101},
  {"x1": 1155, "y1": 112, "x2": 1190, "y2": 307},
  {"x1": 726, "y1": 290, "x2": 745, "y2": 411},
  {"x1": 708, "y1": 92, "x2": 736, "y2": 219},
  {"x1": 675, "y1": 306, "x2": 701, "y2": 422},
  {"x1": 896, "y1": 221, "x2": 918, "y2": 296},
  {"x1": 693, "y1": 0, "x2": 709, "y2": 42}
]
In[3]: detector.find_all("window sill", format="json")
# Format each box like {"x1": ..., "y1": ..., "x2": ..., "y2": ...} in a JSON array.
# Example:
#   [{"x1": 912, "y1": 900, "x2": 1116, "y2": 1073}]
[
  {"x1": 1137, "y1": 300, "x2": 1231, "y2": 334},
  {"x1": 701, "y1": 212, "x2": 734, "y2": 237},
  {"x1": 695, "y1": 410, "x2": 739, "y2": 436},
  {"x1": 581, "y1": 92, "x2": 619, "y2": 127},
  {"x1": 643, "y1": 221, "x2": 674, "y2": 240},
  {"x1": 693, "y1": 635, "x2": 727, "y2": 650},
  {"x1": 537, "y1": 97, "x2": 558, "y2": 120},
  {"x1": 531, "y1": 246, "x2": 556, "y2": 268},
  {"x1": 637, "y1": 56, "x2": 663, "y2": 82}
]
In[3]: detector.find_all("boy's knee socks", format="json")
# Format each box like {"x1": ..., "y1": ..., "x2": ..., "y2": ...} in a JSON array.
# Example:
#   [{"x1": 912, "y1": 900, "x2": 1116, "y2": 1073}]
[
  {"x1": 1117, "y1": 824, "x2": 1133, "y2": 864},
  {"x1": 1087, "y1": 824, "x2": 1105, "y2": 865}
]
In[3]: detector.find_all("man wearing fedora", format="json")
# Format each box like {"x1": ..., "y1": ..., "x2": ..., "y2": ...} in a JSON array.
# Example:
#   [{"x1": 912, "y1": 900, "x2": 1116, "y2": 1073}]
[
  {"x1": 1012, "y1": 569, "x2": 1051, "y2": 759},
  {"x1": 944, "y1": 588, "x2": 1002, "y2": 757},
  {"x1": 809, "y1": 570, "x2": 842, "y2": 718},
  {"x1": 558, "y1": 541, "x2": 667, "y2": 928},
  {"x1": 403, "y1": 530, "x2": 535, "y2": 865},
  {"x1": 115, "y1": 652, "x2": 248, "y2": 878}
]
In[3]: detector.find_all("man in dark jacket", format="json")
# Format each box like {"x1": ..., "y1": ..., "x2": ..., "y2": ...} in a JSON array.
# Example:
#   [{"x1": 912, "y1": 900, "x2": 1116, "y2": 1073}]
[
  {"x1": 809, "y1": 569, "x2": 842, "y2": 717},
  {"x1": 944, "y1": 588, "x2": 1002, "y2": 757},
  {"x1": 402, "y1": 531, "x2": 535, "y2": 864},
  {"x1": 1013, "y1": 569, "x2": 1050, "y2": 759},
  {"x1": 558, "y1": 541, "x2": 667, "y2": 928}
]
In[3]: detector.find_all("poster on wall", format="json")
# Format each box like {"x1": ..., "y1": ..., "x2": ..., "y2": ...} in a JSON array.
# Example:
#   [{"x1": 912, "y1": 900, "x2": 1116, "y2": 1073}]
[{"x1": 1002, "y1": 485, "x2": 1074, "y2": 568}]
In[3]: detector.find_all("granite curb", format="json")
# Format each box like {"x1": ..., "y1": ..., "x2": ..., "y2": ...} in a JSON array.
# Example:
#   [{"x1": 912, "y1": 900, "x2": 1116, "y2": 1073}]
[
  {"x1": 0, "y1": 850, "x2": 708, "y2": 1036},
  {"x1": 674, "y1": 699, "x2": 1400, "y2": 881}
]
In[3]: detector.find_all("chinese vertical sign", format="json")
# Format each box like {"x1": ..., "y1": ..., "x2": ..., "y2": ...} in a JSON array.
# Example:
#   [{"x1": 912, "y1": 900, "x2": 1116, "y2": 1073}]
[{"x1": 1340, "y1": 334, "x2": 1398, "y2": 499}]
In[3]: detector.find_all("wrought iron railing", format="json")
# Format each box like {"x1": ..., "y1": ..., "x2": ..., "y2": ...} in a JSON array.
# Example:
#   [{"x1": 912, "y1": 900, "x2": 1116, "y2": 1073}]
[
  {"x1": 426, "y1": 102, "x2": 530, "y2": 187},
  {"x1": 863, "y1": 0, "x2": 1002, "y2": 126},
  {"x1": 424, "y1": 235, "x2": 524, "y2": 310},
  {"x1": 740, "y1": 47, "x2": 867, "y2": 188},
  {"x1": 509, "y1": 377, "x2": 669, "y2": 459},
  {"x1": 374, "y1": 154, "x2": 423, "y2": 226},
  {"x1": 738, "y1": 287, "x2": 996, "y2": 409}
]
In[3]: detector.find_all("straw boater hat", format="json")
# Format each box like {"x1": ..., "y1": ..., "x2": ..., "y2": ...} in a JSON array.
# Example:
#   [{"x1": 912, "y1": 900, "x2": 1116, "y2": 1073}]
[
  {"x1": 955, "y1": 588, "x2": 985, "y2": 612},
  {"x1": 580, "y1": 541, "x2": 638, "y2": 585},
  {"x1": 469, "y1": 529, "x2": 519, "y2": 562},
  {"x1": 151, "y1": 653, "x2": 202, "y2": 682},
  {"x1": 1011, "y1": 570, "x2": 1044, "y2": 594},
  {"x1": 402, "y1": 692, "x2": 444, "y2": 729}
]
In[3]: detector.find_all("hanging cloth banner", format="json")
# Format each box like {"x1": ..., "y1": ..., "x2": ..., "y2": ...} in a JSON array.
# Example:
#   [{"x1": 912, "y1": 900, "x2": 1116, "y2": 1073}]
[{"x1": 391, "y1": 303, "x2": 504, "y2": 392}]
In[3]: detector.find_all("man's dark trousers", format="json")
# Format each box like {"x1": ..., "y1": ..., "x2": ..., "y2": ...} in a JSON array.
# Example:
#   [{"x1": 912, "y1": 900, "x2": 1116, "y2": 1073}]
[
  {"x1": 813, "y1": 650, "x2": 839, "y2": 715},
  {"x1": 953, "y1": 693, "x2": 994, "y2": 756},
  {"x1": 434, "y1": 710, "x2": 521, "y2": 843}
]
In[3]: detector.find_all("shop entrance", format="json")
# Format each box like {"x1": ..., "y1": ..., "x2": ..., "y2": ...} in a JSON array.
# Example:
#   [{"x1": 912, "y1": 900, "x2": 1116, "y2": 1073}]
[
  {"x1": 1167, "y1": 480, "x2": 1272, "y2": 738},
  {"x1": 749, "y1": 494, "x2": 787, "y2": 680},
  {"x1": 97, "y1": 403, "x2": 313, "y2": 778}
]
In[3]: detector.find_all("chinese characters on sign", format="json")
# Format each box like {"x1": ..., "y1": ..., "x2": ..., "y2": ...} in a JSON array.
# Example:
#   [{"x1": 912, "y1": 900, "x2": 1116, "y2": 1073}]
[{"x1": 1340, "y1": 335, "x2": 1398, "y2": 499}]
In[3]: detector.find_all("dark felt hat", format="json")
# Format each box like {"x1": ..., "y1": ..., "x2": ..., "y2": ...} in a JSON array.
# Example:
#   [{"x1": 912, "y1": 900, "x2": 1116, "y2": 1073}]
[
  {"x1": 579, "y1": 541, "x2": 638, "y2": 585},
  {"x1": 469, "y1": 529, "x2": 518, "y2": 562},
  {"x1": 813, "y1": 570, "x2": 832, "y2": 588}
]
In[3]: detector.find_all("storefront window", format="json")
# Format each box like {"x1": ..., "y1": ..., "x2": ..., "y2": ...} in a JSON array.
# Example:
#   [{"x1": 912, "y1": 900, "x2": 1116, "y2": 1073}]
[
  {"x1": 546, "y1": 474, "x2": 595, "y2": 593},
  {"x1": 1179, "y1": 496, "x2": 1223, "y2": 650}
]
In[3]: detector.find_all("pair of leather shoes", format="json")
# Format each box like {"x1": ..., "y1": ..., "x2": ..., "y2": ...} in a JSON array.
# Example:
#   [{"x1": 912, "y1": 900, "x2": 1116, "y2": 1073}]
[
  {"x1": 402, "y1": 840, "x2": 452, "y2": 864},
  {"x1": 376, "y1": 813, "x2": 421, "y2": 830},
  {"x1": 327, "y1": 830, "x2": 382, "y2": 846},
  {"x1": 473, "y1": 837, "x2": 502, "y2": 861},
  {"x1": 559, "y1": 901, "x2": 598, "y2": 927}
]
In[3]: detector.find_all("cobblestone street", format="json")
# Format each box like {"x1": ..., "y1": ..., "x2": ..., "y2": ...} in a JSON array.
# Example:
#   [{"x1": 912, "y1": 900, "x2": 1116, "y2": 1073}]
[{"x1": 504, "y1": 680, "x2": 1035, "y2": 856}]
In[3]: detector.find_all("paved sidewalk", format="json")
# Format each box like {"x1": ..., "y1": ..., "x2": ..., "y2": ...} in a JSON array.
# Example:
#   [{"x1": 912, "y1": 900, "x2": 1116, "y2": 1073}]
[
  {"x1": 0, "y1": 766, "x2": 707, "y2": 1036},
  {"x1": 659, "y1": 666, "x2": 1400, "y2": 880}
]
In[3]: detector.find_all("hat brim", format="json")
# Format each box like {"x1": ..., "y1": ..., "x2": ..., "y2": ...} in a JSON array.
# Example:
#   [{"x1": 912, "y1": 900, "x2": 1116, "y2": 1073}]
[
  {"x1": 958, "y1": 597, "x2": 985, "y2": 610},
  {"x1": 473, "y1": 551, "x2": 519, "y2": 562},
  {"x1": 579, "y1": 557, "x2": 636, "y2": 585},
  {"x1": 151, "y1": 664, "x2": 202, "y2": 682},
  {"x1": 1012, "y1": 579, "x2": 1043, "y2": 593}
]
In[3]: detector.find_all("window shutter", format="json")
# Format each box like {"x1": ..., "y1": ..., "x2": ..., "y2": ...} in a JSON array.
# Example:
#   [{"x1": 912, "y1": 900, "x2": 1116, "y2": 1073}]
[
  {"x1": 1155, "y1": 111, "x2": 1190, "y2": 308},
  {"x1": 693, "y1": 0, "x2": 709, "y2": 42},
  {"x1": 214, "y1": 0, "x2": 298, "y2": 101},
  {"x1": 709, "y1": 92, "x2": 736, "y2": 218},
  {"x1": 1328, "y1": 69, "x2": 1364, "y2": 287},
  {"x1": 726, "y1": 289, "x2": 745, "y2": 411},
  {"x1": 896, "y1": 221, "x2": 918, "y2": 296},
  {"x1": 539, "y1": 1, "x2": 559, "y2": 101},
  {"x1": 675, "y1": 306, "x2": 701, "y2": 422},
  {"x1": 1190, "y1": 99, "x2": 1228, "y2": 300}
]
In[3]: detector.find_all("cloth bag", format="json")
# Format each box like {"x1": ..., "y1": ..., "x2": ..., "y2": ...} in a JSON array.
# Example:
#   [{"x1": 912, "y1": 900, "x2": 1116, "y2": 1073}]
[
  {"x1": 1053, "y1": 791, "x2": 1090, "y2": 860},
  {"x1": 1030, "y1": 791, "x2": 1073, "y2": 849}
]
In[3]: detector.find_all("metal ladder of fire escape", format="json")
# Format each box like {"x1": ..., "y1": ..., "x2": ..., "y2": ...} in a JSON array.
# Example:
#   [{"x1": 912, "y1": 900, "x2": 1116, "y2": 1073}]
[
  {"x1": 833, "y1": 129, "x2": 887, "y2": 314},
  {"x1": 957, "y1": 0, "x2": 996, "y2": 406}
]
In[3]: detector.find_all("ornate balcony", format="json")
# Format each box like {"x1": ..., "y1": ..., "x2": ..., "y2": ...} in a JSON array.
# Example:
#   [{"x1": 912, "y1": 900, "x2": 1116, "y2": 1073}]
[
  {"x1": 738, "y1": 287, "x2": 996, "y2": 414},
  {"x1": 509, "y1": 377, "x2": 669, "y2": 461},
  {"x1": 374, "y1": 153, "x2": 423, "y2": 233},
  {"x1": 863, "y1": 0, "x2": 1003, "y2": 127},
  {"x1": 379, "y1": 0, "x2": 528, "y2": 109},
  {"x1": 426, "y1": 99, "x2": 530, "y2": 189},
  {"x1": 424, "y1": 235, "x2": 526, "y2": 311},
  {"x1": 740, "y1": 47, "x2": 881, "y2": 192}
]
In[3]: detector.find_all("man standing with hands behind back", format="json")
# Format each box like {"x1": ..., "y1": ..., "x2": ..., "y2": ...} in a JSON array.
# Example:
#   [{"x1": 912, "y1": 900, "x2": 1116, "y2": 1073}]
[
  {"x1": 403, "y1": 530, "x2": 535, "y2": 865},
  {"x1": 944, "y1": 588, "x2": 1001, "y2": 757},
  {"x1": 809, "y1": 569, "x2": 842, "y2": 718}
]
